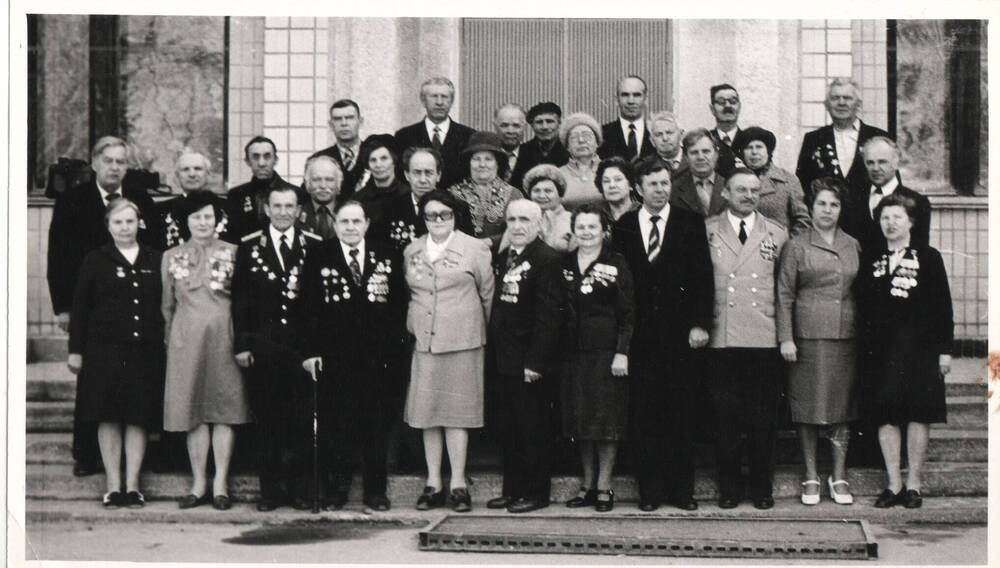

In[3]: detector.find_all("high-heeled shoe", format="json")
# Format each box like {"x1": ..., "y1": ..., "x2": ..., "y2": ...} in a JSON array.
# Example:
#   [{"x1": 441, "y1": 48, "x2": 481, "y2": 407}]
[
  {"x1": 827, "y1": 477, "x2": 854, "y2": 505},
  {"x1": 874, "y1": 486, "x2": 905, "y2": 508},
  {"x1": 565, "y1": 487, "x2": 597, "y2": 508},
  {"x1": 800, "y1": 479, "x2": 821, "y2": 505},
  {"x1": 415, "y1": 486, "x2": 446, "y2": 511}
]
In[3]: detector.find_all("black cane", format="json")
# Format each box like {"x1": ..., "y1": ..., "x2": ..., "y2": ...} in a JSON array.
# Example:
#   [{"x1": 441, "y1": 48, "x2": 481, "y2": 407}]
[{"x1": 310, "y1": 362, "x2": 320, "y2": 513}]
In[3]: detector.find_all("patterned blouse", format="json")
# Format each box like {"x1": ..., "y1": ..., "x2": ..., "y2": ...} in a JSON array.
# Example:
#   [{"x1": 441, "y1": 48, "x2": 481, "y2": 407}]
[{"x1": 448, "y1": 178, "x2": 522, "y2": 240}]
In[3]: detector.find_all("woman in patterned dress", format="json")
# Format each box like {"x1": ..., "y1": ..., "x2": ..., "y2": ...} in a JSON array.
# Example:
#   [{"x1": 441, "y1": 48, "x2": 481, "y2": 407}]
[{"x1": 447, "y1": 131, "x2": 521, "y2": 243}]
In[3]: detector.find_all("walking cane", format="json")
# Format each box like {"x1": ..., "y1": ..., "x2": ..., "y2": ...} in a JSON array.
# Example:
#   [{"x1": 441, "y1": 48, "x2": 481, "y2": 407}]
[{"x1": 309, "y1": 361, "x2": 320, "y2": 514}]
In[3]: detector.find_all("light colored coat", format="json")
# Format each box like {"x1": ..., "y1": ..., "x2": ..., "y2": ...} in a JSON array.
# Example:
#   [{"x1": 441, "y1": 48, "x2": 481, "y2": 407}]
[
  {"x1": 757, "y1": 165, "x2": 812, "y2": 237},
  {"x1": 404, "y1": 230, "x2": 495, "y2": 354},
  {"x1": 776, "y1": 228, "x2": 860, "y2": 342},
  {"x1": 706, "y1": 212, "x2": 789, "y2": 349}
]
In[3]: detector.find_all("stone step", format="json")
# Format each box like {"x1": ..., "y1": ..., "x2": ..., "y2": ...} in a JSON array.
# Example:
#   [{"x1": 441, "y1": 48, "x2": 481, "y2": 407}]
[
  {"x1": 26, "y1": 462, "x2": 987, "y2": 503},
  {"x1": 26, "y1": 495, "x2": 989, "y2": 526},
  {"x1": 27, "y1": 336, "x2": 69, "y2": 363}
]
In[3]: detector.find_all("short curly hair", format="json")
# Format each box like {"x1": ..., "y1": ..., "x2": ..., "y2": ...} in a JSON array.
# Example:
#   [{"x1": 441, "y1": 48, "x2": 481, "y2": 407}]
[{"x1": 523, "y1": 164, "x2": 567, "y2": 197}]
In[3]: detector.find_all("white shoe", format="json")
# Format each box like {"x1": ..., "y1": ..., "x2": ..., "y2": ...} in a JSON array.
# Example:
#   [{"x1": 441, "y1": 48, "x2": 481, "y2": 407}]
[
  {"x1": 800, "y1": 479, "x2": 821, "y2": 505},
  {"x1": 827, "y1": 477, "x2": 854, "y2": 505}
]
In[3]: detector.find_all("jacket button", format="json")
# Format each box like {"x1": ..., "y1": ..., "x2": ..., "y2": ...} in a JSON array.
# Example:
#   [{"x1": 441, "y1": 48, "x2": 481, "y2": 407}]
[
  {"x1": 133, "y1": 299, "x2": 139, "y2": 304},
  {"x1": 728, "y1": 302, "x2": 735, "y2": 307},
  {"x1": 751, "y1": 302, "x2": 758, "y2": 307},
  {"x1": 727, "y1": 287, "x2": 735, "y2": 293},
  {"x1": 751, "y1": 287, "x2": 758, "y2": 293},
  {"x1": 281, "y1": 318, "x2": 287, "y2": 324},
  {"x1": 134, "y1": 315, "x2": 140, "y2": 321},
  {"x1": 133, "y1": 332, "x2": 139, "y2": 337},
  {"x1": 751, "y1": 273, "x2": 758, "y2": 279},
  {"x1": 281, "y1": 304, "x2": 287, "y2": 311},
  {"x1": 729, "y1": 273, "x2": 736, "y2": 279},
  {"x1": 133, "y1": 282, "x2": 139, "y2": 287}
]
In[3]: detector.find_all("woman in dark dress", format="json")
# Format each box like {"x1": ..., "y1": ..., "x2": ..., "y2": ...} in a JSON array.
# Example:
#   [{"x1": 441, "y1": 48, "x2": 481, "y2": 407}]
[
  {"x1": 857, "y1": 193, "x2": 953, "y2": 509},
  {"x1": 68, "y1": 199, "x2": 165, "y2": 509},
  {"x1": 559, "y1": 203, "x2": 634, "y2": 512},
  {"x1": 351, "y1": 134, "x2": 409, "y2": 240}
]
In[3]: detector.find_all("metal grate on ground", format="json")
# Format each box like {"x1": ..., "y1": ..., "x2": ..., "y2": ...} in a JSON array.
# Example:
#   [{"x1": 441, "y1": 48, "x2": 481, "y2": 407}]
[{"x1": 419, "y1": 515, "x2": 878, "y2": 560}]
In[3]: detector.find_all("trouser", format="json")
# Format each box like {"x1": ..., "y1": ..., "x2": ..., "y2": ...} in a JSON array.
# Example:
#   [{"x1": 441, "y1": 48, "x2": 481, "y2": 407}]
[
  {"x1": 630, "y1": 347, "x2": 699, "y2": 503},
  {"x1": 496, "y1": 372, "x2": 553, "y2": 502},
  {"x1": 705, "y1": 347, "x2": 782, "y2": 500}
]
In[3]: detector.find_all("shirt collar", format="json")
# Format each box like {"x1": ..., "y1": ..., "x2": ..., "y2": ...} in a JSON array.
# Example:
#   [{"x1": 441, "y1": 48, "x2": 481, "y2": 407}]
[
  {"x1": 619, "y1": 116, "x2": 645, "y2": 135},
  {"x1": 873, "y1": 176, "x2": 899, "y2": 195},
  {"x1": 835, "y1": 118, "x2": 861, "y2": 133},
  {"x1": 269, "y1": 224, "x2": 296, "y2": 245},
  {"x1": 337, "y1": 142, "x2": 360, "y2": 156},
  {"x1": 639, "y1": 203, "x2": 670, "y2": 223},
  {"x1": 340, "y1": 239, "x2": 366, "y2": 262},
  {"x1": 313, "y1": 200, "x2": 334, "y2": 214},
  {"x1": 96, "y1": 182, "x2": 119, "y2": 200},
  {"x1": 694, "y1": 171, "x2": 716, "y2": 185},
  {"x1": 425, "y1": 117, "x2": 451, "y2": 139},
  {"x1": 727, "y1": 210, "x2": 756, "y2": 235},
  {"x1": 717, "y1": 126, "x2": 739, "y2": 141}
]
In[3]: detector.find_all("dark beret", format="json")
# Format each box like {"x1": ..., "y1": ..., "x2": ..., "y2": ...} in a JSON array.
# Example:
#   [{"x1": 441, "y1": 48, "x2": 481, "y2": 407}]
[
  {"x1": 527, "y1": 101, "x2": 563, "y2": 122},
  {"x1": 732, "y1": 126, "x2": 777, "y2": 158},
  {"x1": 360, "y1": 133, "x2": 398, "y2": 158}
]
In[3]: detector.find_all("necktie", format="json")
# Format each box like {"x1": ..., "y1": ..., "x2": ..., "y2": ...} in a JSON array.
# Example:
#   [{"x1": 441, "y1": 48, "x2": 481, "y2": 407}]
[
  {"x1": 670, "y1": 158, "x2": 680, "y2": 172},
  {"x1": 738, "y1": 220, "x2": 748, "y2": 245},
  {"x1": 342, "y1": 147, "x2": 355, "y2": 172},
  {"x1": 279, "y1": 235, "x2": 292, "y2": 272},
  {"x1": 696, "y1": 178, "x2": 712, "y2": 215},
  {"x1": 869, "y1": 186, "x2": 884, "y2": 217},
  {"x1": 106, "y1": 192, "x2": 121, "y2": 205},
  {"x1": 348, "y1": 247, "x2": 362, "y2": 286},
  {"x1": 627, "y1": 124, "x2": 638, "y2": 158},
  {"x1": 317, "y1": 205, "x2": 332, "y2": 240},
  {"x1": 432, "y1": 126, "x2": 443, "y2": 151},
  {"x1": 721, "y1": 132, "x2": 732, "y2": 146},
  {"x1": 506, "y1": 248, "x2": 519, "y2": 271},
  {"x1": 647, "y1": 215, "x2": 661, "y2": 261}
]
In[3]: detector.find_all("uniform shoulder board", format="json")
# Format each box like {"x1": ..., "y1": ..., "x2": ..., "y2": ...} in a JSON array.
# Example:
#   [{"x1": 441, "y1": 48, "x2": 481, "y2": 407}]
[
  {"x1": 302, "y1": 230, "x2": 322, "y2": 241},
  {"x1": 241, "y1": 230, "x2": 263, "y2": 242}
]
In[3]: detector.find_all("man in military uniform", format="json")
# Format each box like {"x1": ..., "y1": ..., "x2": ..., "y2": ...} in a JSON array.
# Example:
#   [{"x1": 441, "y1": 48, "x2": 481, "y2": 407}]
[
  {"x1": 484, "y1": 200, "x2": 563, "y2": 514},
  {"x1": 704, "y1": 167, "x2": 788, "y2": 510},
  {"x1": 156, "y1": 151, "x2": 233, "y2": 248},
  {"x1": 300, "y1": 200, "x2": 407, "y2": 511},
  {"x1": 231, "y1": 184, "x2": 322, "y2": 511},
  {"x1": 227, "y1": 136, "x2": 300, "y2": 240}
]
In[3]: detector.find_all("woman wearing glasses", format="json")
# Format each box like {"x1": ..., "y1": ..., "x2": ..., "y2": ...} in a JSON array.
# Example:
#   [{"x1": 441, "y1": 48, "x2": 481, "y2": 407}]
[
  {"x1": 403, "y1": 190, "x2": 495, "y2": 513},
  {"x1": 558, "y1": 113, "x2": 605, "y2": 210}
]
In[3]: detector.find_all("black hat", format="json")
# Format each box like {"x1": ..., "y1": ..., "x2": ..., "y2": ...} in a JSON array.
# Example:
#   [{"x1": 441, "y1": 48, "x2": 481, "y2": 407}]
[
  {"x1": 527, "y1": 101, "x2": 563, "y2": 122},
  {"x1": 732, "y1": 126, "x2": 776, "y2": 158},
  {"x1": 180, "y1": 189, "x2": 222, "y2": 220},
  {"x1": 360, "y1": 133, "x2": 398, "y2": 158}
]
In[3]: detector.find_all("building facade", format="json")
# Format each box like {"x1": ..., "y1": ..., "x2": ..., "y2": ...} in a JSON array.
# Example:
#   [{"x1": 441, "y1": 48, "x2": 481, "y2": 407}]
[{"x1": 26, "y1": 17, "x2": 988, "y2": 348}]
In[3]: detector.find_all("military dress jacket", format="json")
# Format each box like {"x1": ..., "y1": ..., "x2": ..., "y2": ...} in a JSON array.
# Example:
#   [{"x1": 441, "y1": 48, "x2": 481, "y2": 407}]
[
  {"x1": 706, "y1": 212, "x2": 789, "y2": 349},
  {"x1": 226, "y1": 174, "x2": 301, "y2": 241}
]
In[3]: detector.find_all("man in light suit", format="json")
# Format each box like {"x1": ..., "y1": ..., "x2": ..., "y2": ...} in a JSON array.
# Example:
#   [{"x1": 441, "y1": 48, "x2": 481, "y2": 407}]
[
  {"x1": 612, "y1": 160, "x2": 714, "y2": 511},
  {"x1": 795, "y1": 78, "x2": 891, "y2": 203},
  {"x1": 704, "y1": 168, "x2": 789, "y2": 510},
  {"x1": 670, "y1": 128, "x2": 727, "y2": 218},
  {"x1": 300, "y1": 200, "x2": 407, "y2": 511},
  {"x1": 394, "y1": 77, "x2": 475, "y2": 189},
  {"x1": 598, "y1": 75, "x2": 655, "y2": 161},
  {"x1": 311, "y1": 99, "x2": 366, "y2": 199}
]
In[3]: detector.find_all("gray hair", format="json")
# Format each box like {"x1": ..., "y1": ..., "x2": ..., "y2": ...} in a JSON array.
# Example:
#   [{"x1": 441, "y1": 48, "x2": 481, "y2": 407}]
[
  {"x1": 861, "y1": 135, "x2": 900, "y2": 157},
  {"x1": 827, "y1": 77, "x2": 863, "y2": 105},
  {"x1": 493, "y1": 103, "x2": 526, "y2": 121},
  {"x1": 91, "y1": 136, "x2": 129, "y2": 161},
  {"x1": 559, "y1": 112, "x2": 603, "y2": 148},
  {"x1": 104, "y1": 198, "x2": 141, "y2": 226},
  {"x1": 648, "y1": 111, "x2": 681, "y2": 131},
  {"x1": 175, "y1": 149, "x2": 211, "y2": 172},
  {"x1": 505, "y1": 197, "x2": 542, "y2": 221},
  {"x1": 420, "y1": 76, "x2": 455, "y2": 98},
  {"x1": 303, "y1": 155, "x2": 344, "y2": 181}
]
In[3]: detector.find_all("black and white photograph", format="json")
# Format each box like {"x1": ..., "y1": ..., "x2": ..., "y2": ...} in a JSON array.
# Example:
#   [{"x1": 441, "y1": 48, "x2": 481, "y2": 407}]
[{"x1": 5, "y1": 3, "x2": 997, "y2": 565}]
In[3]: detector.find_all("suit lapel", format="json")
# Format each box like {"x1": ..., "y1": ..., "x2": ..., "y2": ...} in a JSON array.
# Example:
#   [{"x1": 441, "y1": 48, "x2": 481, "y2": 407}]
[
  {"x1": 708, "y1": 177, "x2": 728, "y2": 216},
  {"x1": 732, "y1": 216, "x2": 768, "y2": 270},
  {"x1": 675, "y1": 174, "x2": 706, "y2": 216},
  {"x1": 260, "y1": 233, "x2": 286, "y2": 275},
  {"x1": 716, "y1": 215, "x2": 742, "y2": 258}
]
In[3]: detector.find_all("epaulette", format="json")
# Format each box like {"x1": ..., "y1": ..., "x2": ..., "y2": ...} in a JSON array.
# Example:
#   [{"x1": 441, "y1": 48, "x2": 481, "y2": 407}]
[
  {"x1": 302, "y1": 230, "x2": 322, "y2": 241},
  {"x1": 241, "y1": 230, "x2": 263, "y2": 242}
]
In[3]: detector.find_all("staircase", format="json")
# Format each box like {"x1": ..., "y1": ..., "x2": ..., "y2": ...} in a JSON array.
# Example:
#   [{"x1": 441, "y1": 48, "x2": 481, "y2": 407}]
[{"x1": 23, "y1": 337, "x2": 989, "y2": 511}]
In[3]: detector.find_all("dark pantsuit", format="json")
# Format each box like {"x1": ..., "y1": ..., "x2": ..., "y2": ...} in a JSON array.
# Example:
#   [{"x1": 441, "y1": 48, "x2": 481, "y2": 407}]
[
  {"x1": 497, "y1": 372, "x2": 553, "y2": 502},
  {"x1": 706, "y1": 347, "x2": 782, "y2": 500}
]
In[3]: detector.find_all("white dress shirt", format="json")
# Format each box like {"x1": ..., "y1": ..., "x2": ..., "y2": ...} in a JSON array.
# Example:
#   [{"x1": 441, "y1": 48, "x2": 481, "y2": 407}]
[
  {"x1": 716, "y1": 126, "x2": 739, "y2": 146},
  {"x1": 869, "y1": 176, "x2": 900, "y2": 216},
  {"x1": 269, "y1": 225, "x2": 296, "y2": 272},
  {"x1": 638, "y1": 204, "x2": 670, "y2": 255},
  {"x1": 96, "y1": 181, "x2": 120, "y2": 203},
  {"x1": 833, "y1": 118, "x2": 861, "y2": 176},
  {"x1": 727, "y1": 210, "x2": 756, "y2": 237},
  {"x1": 425, "y1": 117, "x2": 451, "y2": 143},
  {"x1": 426, "y1": 232, "x2": 454, "y2": 262},
  {"x1": 340, "y1": 239, "x2": 366, "y2": 270},
  {"x1": 619, "y1": 116, "x2": 646, "y2": 151}
]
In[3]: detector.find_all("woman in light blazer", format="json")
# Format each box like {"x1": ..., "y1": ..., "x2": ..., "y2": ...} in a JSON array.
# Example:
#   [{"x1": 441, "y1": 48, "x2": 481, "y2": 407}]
[
  {"x1": 777, "y1": 177, "x2": 861, "y2": 506},
  {"x1": 403, "y1": 189, "x2": 495, "y2": 513}
]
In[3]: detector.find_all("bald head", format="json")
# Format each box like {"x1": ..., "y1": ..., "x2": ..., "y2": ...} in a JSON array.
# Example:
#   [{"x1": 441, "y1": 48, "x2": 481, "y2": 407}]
[
  {"x1": 505, "y1": 199, "x2": 542, "y2": 248},
  {"x1": 494, "y1": 104, "x2": 527, "y2": 151}
]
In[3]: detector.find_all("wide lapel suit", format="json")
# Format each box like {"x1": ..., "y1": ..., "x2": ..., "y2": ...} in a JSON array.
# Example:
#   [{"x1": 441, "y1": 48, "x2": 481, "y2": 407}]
[
  {"x1": 670, "y1": 171, "x2": 727, "y2": 218},
  {"x1": 394, "y1": 119, "x2": 474, "y2": 189},
  {"x1": 794, "y1": 120, "x2": 891, "y2": 201},
  {"x1": 842, "y1": 182, "x2": 932, "y2": 252},
  {"x1": 599, "y1": 120, "x2": 655, "y2": 161}
]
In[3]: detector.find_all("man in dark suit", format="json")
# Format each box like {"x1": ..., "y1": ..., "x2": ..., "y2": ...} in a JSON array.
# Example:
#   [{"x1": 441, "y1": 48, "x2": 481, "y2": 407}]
[
  {"x1": 484, "y1": 200, "x2": 563, "y2": 514},
  {"x1": 310, "y1": 99, "x2": 366, "y2": 199},
  {"x1": 493, "y1": 103, "x2": 526, "y2": 182},
  {"x1": 795, "y1": 78, "x2": 891, "y2": 203},
  {"x1": 508, "y1": 102, "x2": 570, "y2": 189},
  {"x1": 644, "y1": 110, "x2": 688, "y2": 178},
  {"x1": 707, "y1": 83, "x2": 742, "y2": 176},
  {"x1": 298, "y1": 155, "x2": 343, "y2": 240},
  {"x1": 612, "y1": 160, "x2": 714, "y2": 511},
  {"x1": 155, "y1": 151, "x2": 234, "y2": 248},
  {"x1": 300, "y1": 200, "x2": 408, "y2": 511},
  {"x1": 845, "y1": 136, "x2": 931, "y2": 250},
  {"x1": 394, "y1": 77, "x2": 474, "y2": 189},
  {"x1": 227, "y1": 136, "x2": 300, "y2": 240},
  {"x1": 47, "y1": 135, "x2": 159, "y2": 477},
  {"x1": 599, "y1": 75, "x2": 655, "y2": 161},
  {"x1": 231, "y1": 185, "x2": 322, "y2": 511},
  {"x1": 670, "y1": 128, "x2": 727, "y2": 218}
]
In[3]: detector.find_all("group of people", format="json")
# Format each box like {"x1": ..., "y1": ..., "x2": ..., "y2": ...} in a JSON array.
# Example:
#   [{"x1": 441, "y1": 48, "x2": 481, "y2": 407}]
[{"x1": 50, "y1": 73, "x2": 953, "y2": 515}]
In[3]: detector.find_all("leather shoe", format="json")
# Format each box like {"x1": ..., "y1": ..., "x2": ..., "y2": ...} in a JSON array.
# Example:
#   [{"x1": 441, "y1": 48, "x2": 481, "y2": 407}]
[
  {"x1": 718, "y1": 497, "x2": 740, "y2": 509},
  {"x1": 364, "y1": 494, "x2": 391, "y2": 511},
  {"x1": 638, "y1": 500, "x2": 659, "y2": 512},
  {"x1": 874, "y1": 487, "x2": 904, "y2": 508},
  {"x1": 565, "y1": 488, "x2": 597, "y2": 508},
  {"x1": 323, "y1": 491, "x2": 348, "y2": 511},
  {"x1": 212, "y1": 495, "x2": 233, "y2": 511},
  {"x1": 256, "y1": 498, "x2": 279, "y2": 512},
  {"x1": 507, "y1": 498, "x2": 548, "y2": 514},
  {"x1": 74, "y1": 462, "x2": 103, "y2": 477},
  {"x1": 900, "y1": 489, "x2": 923, "y2": 509},
  {"x1": 450, "y1": 488, "x2": 472, "y2": 513},
  {"x1": 669, "y1": 498, "x2": 698, "y2": 511},
  {"x1": 102, "y1": 491, "x2": 124, "y2": 509},
  {"x1": 125, "y1": 490, "x2": 145, "y2": 509},
  {"x1": 291, "y1": 497, "x2": 312, "y2": 511},
  {"x1": 486, "y1": 496, "x2": 513, "y2": 509},
  {"x1": 178, "y1": 493, "x2": 211, "y2": 509},
  {"x1": 416, "y1": 487, "x2": 446, "y2": 511},
  {"x1": 753, "y1": 497, "x2": 774, "y2": 510},
  {"x1": 594, "y1": 489, "x2": 614, "y2": 512}
]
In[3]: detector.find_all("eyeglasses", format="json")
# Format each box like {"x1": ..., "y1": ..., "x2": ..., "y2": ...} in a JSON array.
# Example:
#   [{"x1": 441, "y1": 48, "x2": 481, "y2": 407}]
[
  {"x1": 568, "y1": 131, "x2": 597, "y2": 142},
  {"x1": 713, "y1": 97, "x2": 740, "y2": 106},
  {"x1": 423, "y1": 210, "x2": 455, "y2": 222}
]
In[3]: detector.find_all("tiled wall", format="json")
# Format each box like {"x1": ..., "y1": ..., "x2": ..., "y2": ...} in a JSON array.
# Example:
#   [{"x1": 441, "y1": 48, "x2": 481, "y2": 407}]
[
  {"x1": 226, "y1": 17, "x2": 265, "y2": 187},
  {"x1": 930, "y1": 200, "x2": 989, "y2": 341},
  {"x1": 851, "y1": 20, "x2": 889, "y2": 131},
  {"x1": 27, "y1": 202, "x2": 58, "y2": 336},
  {"x1": 260, "y1": 17, "x2": 329, "y2": 186}
]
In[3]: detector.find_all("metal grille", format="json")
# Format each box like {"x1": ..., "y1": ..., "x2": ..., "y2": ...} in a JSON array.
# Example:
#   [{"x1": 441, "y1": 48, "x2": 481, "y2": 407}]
[{"x1": 419, "y1": 515, "x2": 877, "y2": 560}]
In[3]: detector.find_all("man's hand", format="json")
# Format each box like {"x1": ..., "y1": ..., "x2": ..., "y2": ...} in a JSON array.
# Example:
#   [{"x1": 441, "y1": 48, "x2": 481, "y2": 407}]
[
  {"x1": 611, "y1": 353, "x2": 629, "y2": 377},
  {"x1": 939, "y1": 354, "x2": 952, "y2": 376},
  {"x1": 67, "y1": 353, "x2": 82, "y2": 375},
  {"x1": 303, "y1": 357, "x2": 323, "y2": 379},
  {"x1": 57, "y1": 312, "x2": 70, "y2": 333},
  {"x1": 780, "y1": 340, "x2": 797, "y2": 363},
  {"x1": 688, "y1": 327, "x2": 709, "y2": 349},
  {"x1": 235, "y1": 351, "x2": 254, "y2": 368},
  {"x1": 524, "y1": 368, "x2": 542, "y2": 383}
]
